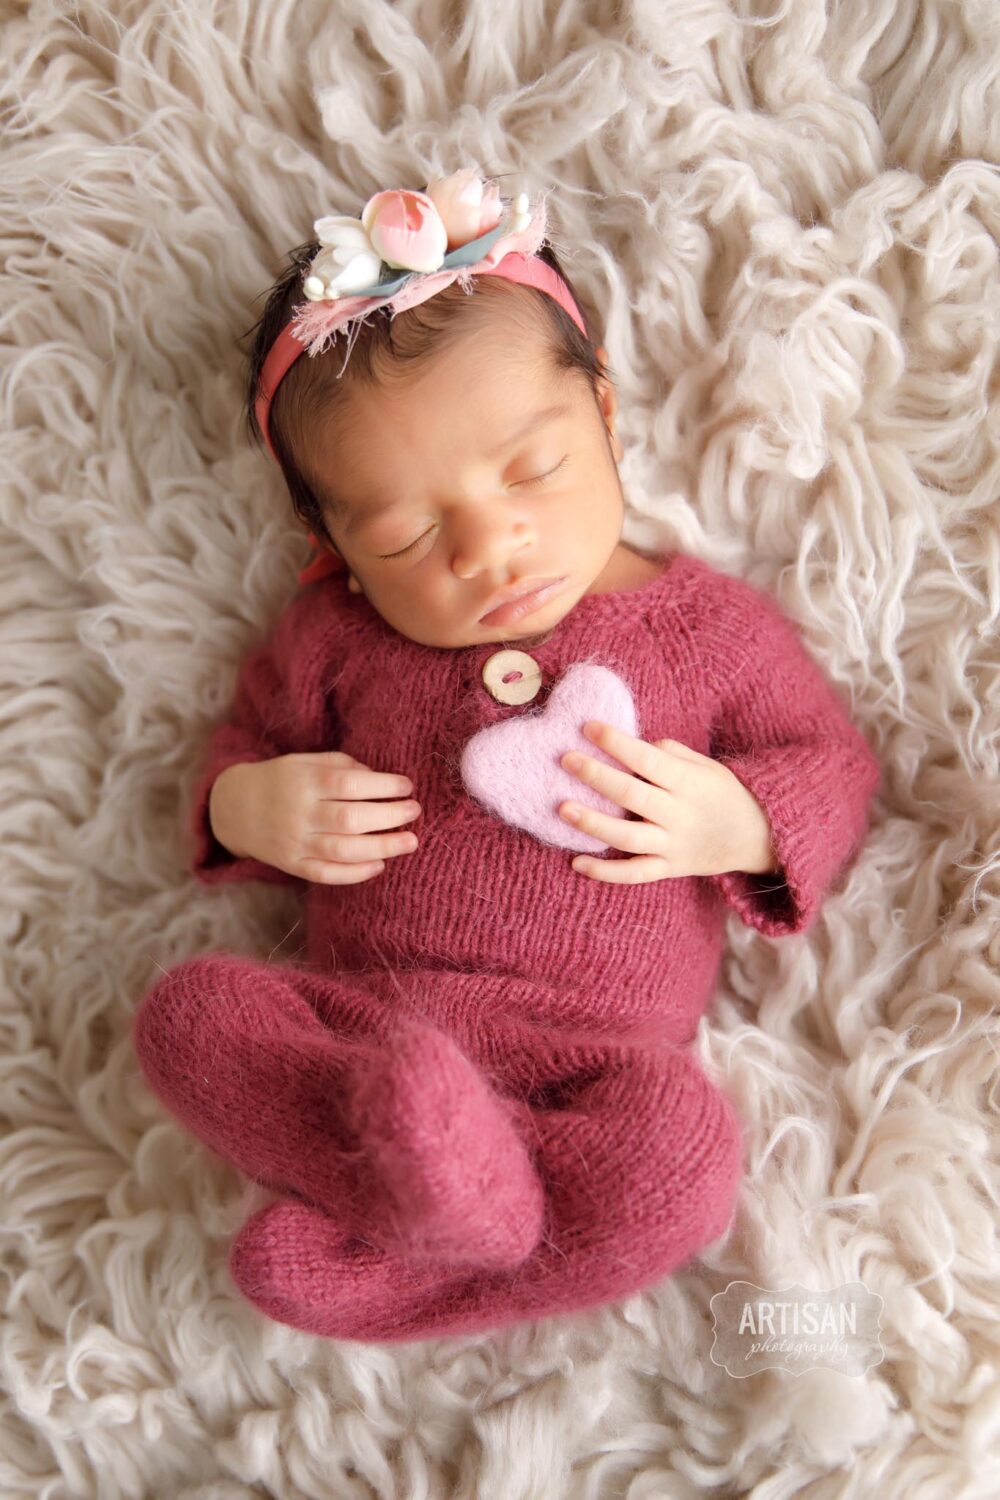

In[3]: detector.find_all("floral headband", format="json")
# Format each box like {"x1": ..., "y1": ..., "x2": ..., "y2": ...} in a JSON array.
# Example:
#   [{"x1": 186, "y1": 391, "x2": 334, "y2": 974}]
[{"x1": 251, "y1": 168, "x2": 588, "y2": 586}]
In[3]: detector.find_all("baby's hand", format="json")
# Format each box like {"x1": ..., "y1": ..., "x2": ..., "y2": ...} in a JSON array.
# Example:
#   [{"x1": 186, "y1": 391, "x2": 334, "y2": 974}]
[
  {"x1": 208, "y1": 752, "x2": 420, "y2": 884},
  {"x1": 556, "y1": 721, "x2": 778, "y2": 884}
]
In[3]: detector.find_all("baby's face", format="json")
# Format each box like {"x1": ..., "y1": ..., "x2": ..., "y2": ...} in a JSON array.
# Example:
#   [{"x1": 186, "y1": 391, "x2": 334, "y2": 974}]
[{"x1": 307, "y1": 327, "x2": 627, "y2": 649}]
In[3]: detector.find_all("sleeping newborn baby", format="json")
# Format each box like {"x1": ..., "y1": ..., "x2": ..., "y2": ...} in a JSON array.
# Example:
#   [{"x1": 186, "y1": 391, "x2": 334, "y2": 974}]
[{"x1": 132, "y1": 173, "x2": 881, "y2": 1345}]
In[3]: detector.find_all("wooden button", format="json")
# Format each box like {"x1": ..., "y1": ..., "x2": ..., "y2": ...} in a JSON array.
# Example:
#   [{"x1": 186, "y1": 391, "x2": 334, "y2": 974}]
[{"x1": 481, "y1": 649, "x2": 542, "y2": 705}]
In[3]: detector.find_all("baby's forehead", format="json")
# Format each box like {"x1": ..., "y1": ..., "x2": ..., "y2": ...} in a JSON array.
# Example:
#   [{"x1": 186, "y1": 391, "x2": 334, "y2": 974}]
[
  {"x1": 332, "y1": 388, "x2": 574, "y2": 471},
  {"x1": 311, "y1": 345, "x2": 576, "y2": 462}
]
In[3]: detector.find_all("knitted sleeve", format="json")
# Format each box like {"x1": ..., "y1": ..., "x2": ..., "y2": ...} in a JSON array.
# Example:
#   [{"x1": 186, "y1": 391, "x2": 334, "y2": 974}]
[
  {"x1": 701, "y1": 569, "x2": 881, "y2": 938},
  {"x1": 187, "y1": 588, "x2": 342, "y2": 887}
]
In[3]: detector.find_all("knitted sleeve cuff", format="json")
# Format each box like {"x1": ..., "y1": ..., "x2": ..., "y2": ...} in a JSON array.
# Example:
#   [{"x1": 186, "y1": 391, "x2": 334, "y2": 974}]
[
  {"x1": 706, "y1": 737, "x2": 881, "y2": 938},
  {"x1": 188, "y1": 744, "x2": 301, "y2": 888}
]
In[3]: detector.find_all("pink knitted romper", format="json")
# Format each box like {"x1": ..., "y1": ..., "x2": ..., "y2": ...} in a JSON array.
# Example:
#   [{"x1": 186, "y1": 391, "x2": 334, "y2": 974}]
[{"x1": 132, "y1": 550, "x2": 881, "y2": 1344}]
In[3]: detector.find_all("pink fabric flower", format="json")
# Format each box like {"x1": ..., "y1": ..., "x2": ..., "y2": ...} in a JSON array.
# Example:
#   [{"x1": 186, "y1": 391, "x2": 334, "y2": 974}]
[
  {"x1": 360, "y1": 189, "x2": 448, "y2": 273},
  {"x1": 426, "y1": 168, "x2": 504, "y2": 250}
]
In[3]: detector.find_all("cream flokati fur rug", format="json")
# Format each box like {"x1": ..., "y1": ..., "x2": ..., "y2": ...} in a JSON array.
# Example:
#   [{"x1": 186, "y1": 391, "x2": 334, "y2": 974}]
[{"x1": 1, "y1": 0, "x2": 998, "y2": 1494}]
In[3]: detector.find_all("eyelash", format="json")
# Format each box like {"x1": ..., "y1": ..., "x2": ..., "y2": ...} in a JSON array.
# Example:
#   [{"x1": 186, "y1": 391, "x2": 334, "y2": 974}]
[{"x1": 377, "y1": 457, "x2": 569, "y2": 560}]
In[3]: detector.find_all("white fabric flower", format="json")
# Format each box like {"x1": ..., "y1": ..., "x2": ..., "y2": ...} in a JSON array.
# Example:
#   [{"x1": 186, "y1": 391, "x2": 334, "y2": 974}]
[{"x1": 303, "y1": 215, "x2": 383, "y2": 300}]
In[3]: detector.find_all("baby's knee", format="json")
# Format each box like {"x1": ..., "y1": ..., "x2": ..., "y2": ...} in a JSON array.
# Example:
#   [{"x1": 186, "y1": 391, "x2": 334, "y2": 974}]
[
  {"x1": 132, "y1": 952, "x2": 245, "y2": 1064},
  {"x1": 667, "y1": 1051, "x2": 744, "y2": 1155},
  {"x1": 682, "y1": 1073, "x2": 745, "y2": 1240},
  {"x1": 620, "y1": 1047, "x2": 745, "y2": 1200},
  {"x1": 707, "y1": 1084, "x2": 745, "y2": 1182}
]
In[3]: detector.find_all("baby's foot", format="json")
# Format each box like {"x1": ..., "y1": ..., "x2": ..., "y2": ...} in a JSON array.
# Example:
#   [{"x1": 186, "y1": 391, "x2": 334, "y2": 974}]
[
  {"x1": 342, "y1": 1019, "x2": 546, "y2": 1270},
  {"x1": 228, "y1": 1199, "x2": 503, "y2": 1343}
]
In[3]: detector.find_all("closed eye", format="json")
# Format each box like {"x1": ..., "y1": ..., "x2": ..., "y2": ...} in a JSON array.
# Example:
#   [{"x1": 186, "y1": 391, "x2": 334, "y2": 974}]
[
  {"x1": 515, "y1": 455, "x2": 568, "y2": 489},
  {"x1": 377, "y1": 530, "x2": 435, "y2": 561},
  {"x1": 378, "y1": 457, "x2": 569, "y2": 560}
]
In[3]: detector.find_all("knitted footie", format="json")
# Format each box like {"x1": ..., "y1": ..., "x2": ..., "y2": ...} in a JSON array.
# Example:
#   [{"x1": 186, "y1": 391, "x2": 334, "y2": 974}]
[{"x1": 343, "y1": 1017, "x2": 546, "y2": 1269}]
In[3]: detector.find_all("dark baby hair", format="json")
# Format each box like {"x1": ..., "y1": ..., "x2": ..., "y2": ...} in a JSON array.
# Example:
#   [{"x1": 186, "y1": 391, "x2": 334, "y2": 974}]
[{"x1": 238, "y1": 235, "x2": 610, "y2": 550}]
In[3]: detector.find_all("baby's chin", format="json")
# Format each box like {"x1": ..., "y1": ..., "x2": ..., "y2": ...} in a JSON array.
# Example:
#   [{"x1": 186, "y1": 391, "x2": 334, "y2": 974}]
[
  {"x1": 468, "y1": 616, "x2": 564, "y2": 651},
  {"x1": 400, "y1": 626, "x2": 558, "y2": 651},
  {"x1": 490, "y1": 625, "x2": 558, "y2": 650}
]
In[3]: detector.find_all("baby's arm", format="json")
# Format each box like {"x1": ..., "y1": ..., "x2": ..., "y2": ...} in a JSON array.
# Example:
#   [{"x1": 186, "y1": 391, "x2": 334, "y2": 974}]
[
  {"x1": 188, "y1": 591, "x2": 335, "y2": 886},
  {"x1": 702, "y1": 570, "x2": 881, "y2": 937}
]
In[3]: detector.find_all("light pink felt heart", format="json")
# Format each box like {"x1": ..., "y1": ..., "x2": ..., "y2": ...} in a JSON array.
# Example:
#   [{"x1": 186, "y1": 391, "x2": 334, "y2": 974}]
[{"x1": 460, "y1": 663, "x2": 641, "y2": 853}]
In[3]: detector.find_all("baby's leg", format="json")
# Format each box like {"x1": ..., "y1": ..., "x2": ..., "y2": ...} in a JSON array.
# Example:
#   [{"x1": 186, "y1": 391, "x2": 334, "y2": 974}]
[
  {"x1": 227, "y1": 1037, "x2": 745, "y2": 1344},
  {"x1": 132, "y1": 954, "x2": 545, "y2": 1268}
]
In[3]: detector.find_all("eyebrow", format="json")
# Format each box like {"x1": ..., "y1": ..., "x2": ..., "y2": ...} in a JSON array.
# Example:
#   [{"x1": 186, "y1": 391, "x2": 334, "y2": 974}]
[{"x1": 326, "y1": 401, "x2": 574, "y2": 536}]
